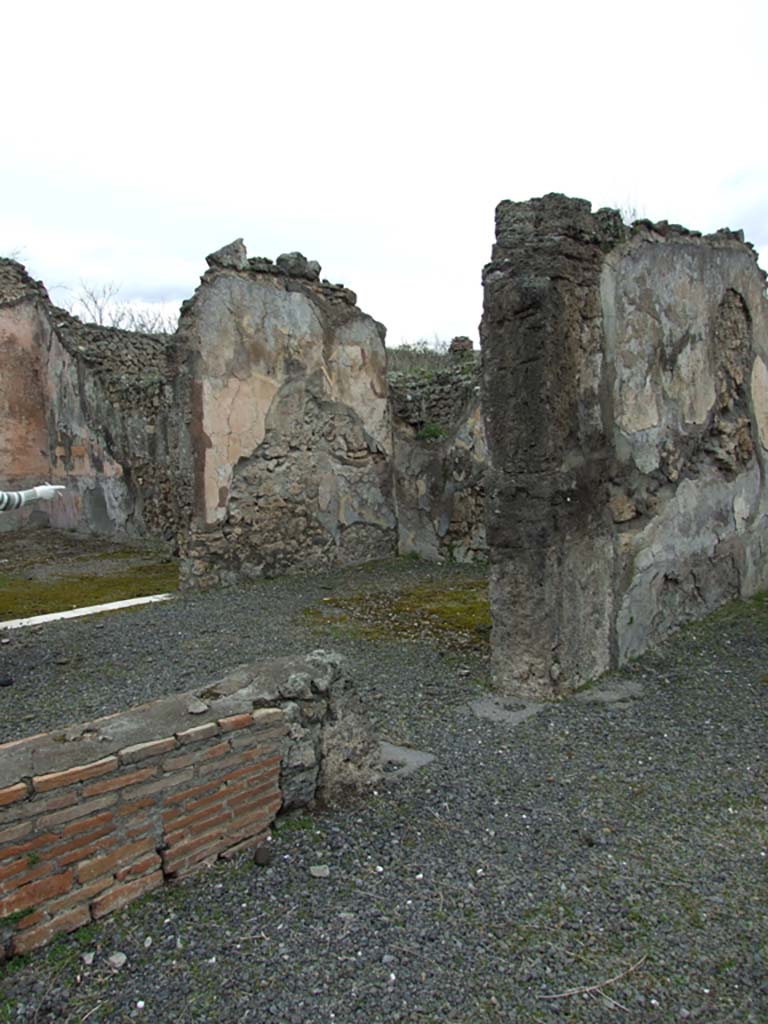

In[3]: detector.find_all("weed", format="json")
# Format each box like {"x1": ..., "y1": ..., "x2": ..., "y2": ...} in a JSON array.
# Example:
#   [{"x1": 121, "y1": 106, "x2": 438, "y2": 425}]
[
  {"x1": 273, "y1": 814, "x2": 318, "y2": 836},
  {"x1": 416, "y1": 422, "x2": 447, "y2": 441},
  {"x1": 386, "y1": 339, "x2": 451, "y2": 375},
  {"x1": 0, "y1": 908, "x2": 35, "y2": 928}
]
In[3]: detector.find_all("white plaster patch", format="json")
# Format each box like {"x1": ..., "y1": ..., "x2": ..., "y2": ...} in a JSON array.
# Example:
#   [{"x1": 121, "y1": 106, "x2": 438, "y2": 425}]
[
  {"x1": 617, "y1": 379, "x2": 659, "y2": 434},
  {"x1": 733, "y1": 492, "x2": 751, "y2": 533},
  {"x1": 202, "y1": 373, "x2": 278, "y2": 523},
  {"x1": 668, "y1": 340, "x2": 714, "y2": 424},
  {"x1": 751, "y1": 355, "x2": 768, "y2": 451}
]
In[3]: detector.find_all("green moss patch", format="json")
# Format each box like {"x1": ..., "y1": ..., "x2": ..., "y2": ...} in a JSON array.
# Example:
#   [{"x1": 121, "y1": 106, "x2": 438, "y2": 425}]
[
  {"x1": 415, "y1": 422, "x2": 447, "y2": 441},
  {"x1": 0, "y1": 559, "x2": 179, "y2": 620},
  {"x1": 306, "y1": 578, "x2": 491, "y2": 651}
]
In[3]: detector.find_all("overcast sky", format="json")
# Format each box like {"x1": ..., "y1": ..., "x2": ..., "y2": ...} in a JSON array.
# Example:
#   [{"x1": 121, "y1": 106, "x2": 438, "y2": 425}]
[{"x1": 3, "y1": 0, "x2": 766, "y2": 346}]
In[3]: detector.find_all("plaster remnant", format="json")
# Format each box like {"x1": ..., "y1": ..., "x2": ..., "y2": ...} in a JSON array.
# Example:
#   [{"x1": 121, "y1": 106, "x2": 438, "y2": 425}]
[
  {"x1": 751, "y1": 355, "x2": 768, "y2": 451},
  {"x1": 481, "y1": 193, "x2": 768, "y2": 697}
]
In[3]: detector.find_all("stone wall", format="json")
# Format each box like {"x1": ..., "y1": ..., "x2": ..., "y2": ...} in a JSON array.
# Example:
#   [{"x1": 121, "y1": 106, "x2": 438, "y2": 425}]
[
  {"x1": 0, "y1": 260, "x2": 191, "y2": 543},
  {"x1": 179, "y1": 244, "x2": 397, "y2": 585},
  {"x1": 389, "y1": 360, "x2": 479, "y2": 433},
  {"x1": 0, "y1": 247, "x2": 489, "y2": 579},
  {"x1": 390, "y1": 363, "x2": 487, "y2": 561},
  {"x1": 482, "y1": 193, "x2": 768, "y2": 697},
  {"x1": 0, "y1": 651, "x2": 378, "y2": 959}
]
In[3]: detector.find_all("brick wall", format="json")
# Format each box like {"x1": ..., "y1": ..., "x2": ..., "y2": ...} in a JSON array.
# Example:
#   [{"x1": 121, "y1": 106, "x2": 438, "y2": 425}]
[
  {"x1": 0, "y1": 651, "x2": 378, "y2": 960},
  {"x1": 0, "y1": 710, "x2": 284, "y2": 956}
]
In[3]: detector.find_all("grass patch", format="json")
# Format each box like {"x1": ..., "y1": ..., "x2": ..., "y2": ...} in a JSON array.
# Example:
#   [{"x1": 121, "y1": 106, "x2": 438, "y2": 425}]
[
  {"x1": 273, "y1": 813, "x2": 319, "y2": 836},
  {"x1": 0, "y1": 908, "x2": 35, "y2": 929},
  {"x1": 306, "y1": 578, "x2": 491, "y2": 652},
  {"x1": 416, "y1": 422, "x2": 447, "y2": 441},
  {"x1": 692, "y1": 589, "x2": 768, "y2": 629},
  {"x1": 386, "y1": 339, "x2": 452, "y2": 375},
  {"x1": 0, "y1": 561, "x2": 179, "y2": 619}
]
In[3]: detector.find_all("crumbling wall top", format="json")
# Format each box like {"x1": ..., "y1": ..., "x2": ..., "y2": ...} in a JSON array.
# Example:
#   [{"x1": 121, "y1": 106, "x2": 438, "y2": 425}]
[
  {"x1": 185, "y1": 240, "x2": 369, "y2": 330},
  {"x1": 487, "y1": 193, "x2": 766, "y2": 286},
  {"x1": 0, "y1": 258, "x2": 53, "y2": 309},
  {"x1": 0, "y1": 258, "x2": 175, "y2": 400}
]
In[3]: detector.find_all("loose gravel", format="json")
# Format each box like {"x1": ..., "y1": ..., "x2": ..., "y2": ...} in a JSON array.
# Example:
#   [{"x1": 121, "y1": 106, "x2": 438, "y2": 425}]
[
  {"x1": 1, "y1": 561, "x2": 767, "y2": 1023},
  {"x1": 0, "y1": 558, "x2": 488, "y2": 748}
]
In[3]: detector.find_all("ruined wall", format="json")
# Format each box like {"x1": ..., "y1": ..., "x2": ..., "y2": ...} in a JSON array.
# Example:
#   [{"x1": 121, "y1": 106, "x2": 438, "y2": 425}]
[
  {"x1": 0, "y1": 651, "x2": 378, "y2": 959},
  {"x1": 389, "y1": 360, "x2": 479, "y2": 431},
  {"x1": 47, "y1": 316, "x2": 192, "y2": 543},
  {"x1": 0, "y1": 265, "x2": 68, "y2": 529},
  {"x1": 0, "y1": 260, "x2": 191, "y2": 542},
  {"x1": 0, "y1": 248, "x2": 489, "y2": 581},
  {"x1": 390, "y1": 363, "x2": 487, "y2": 561},
  {"x1": 179, "y1": 243, "x2": 397, "y2": 584},
  {"x1": 482, "y1": 193, "x2": 768, "y2": 697}
]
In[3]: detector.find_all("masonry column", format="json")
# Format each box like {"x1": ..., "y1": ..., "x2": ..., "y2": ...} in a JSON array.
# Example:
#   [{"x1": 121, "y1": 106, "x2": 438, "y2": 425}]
[{"x1": 480, "y1": 194, "x2": 622, "y2": 697}]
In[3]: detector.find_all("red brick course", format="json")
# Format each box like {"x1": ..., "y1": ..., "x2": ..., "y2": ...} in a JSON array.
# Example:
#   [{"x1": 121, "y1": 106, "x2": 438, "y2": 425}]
[
  {"x1": 3, "y1": 789, "x2": 78, "y2": 825},
  {"x1": 0, "y1": 831, "x2": 59, "y2": 863},
  {"x1": 119, "y1": 737, "x2": 177, "y2": 764},
  {"x1": 219, "y1": 713, "x2": 255, "y2": 732},
  {"x1": 83, "y1": 766, "x2": 158, "y2": 798},
  {"x1": 77, "y1": 837, "x2": 157, "y2": 884},
  {"x1": 0, "y1": 711, "x2": 287, "y2": 959},
  {"x1": 91, "y1": 870, "x2": 164, "y2": 919},
  {"x1": 12, "y1": 904, "x2": 92, "y2": 955},
  {"x1": 0, "y1": 782, "x2": 29, "y2": 807},
  {"x1": 32, "y1": 756, "x2": 119, "y2": 793},
  {"x1": 61, "y1": 810, "x2": 115, "y2": 838},
  {"x1": 38, "y1": 793, "x2": 117, "y2": 830},
  {"x1": 0, "y1": 859, "x2": 53, "y2": 895},
  {"x1": 176, "y1": 722, "x2": 219, "y2": 745},
  {"x1": 0, "y1": 821, "x2": 32, "y2": 846},
  {"x1": 56, "y1": 833, "x2": 119, "y2": 869},
  {"x1": 163, "y1": 739, "x2": 230, "y2": 773},
  {"x1": 115, "y1": 852, "x2": 162, "y2": 881},
  {"x1": 0, "y1": 868, "x2": 75, "y2": 917}
]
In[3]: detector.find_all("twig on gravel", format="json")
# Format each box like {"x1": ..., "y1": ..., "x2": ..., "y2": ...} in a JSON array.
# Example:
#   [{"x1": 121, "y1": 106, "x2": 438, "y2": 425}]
[
  {"x1": 539, "y1": 954, "x2": 647, "y2": 1001},
  {"x1": 233, "y1": 930, "x2": 269, "y2": 943},
  {"x1": 80, "y1": 1003, "x2": 103, "y2": 1022},
  {"x1": 593, "y1": 988, "x2": 631, "y2": 1013}
]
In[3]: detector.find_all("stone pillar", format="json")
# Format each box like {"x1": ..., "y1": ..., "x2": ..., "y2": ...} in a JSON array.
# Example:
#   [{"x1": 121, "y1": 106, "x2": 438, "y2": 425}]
[
  {"x1": 480, "y1": 195, "x2": 622, "y2": 697},
  {"x1": 481, "y1": 193, "x2": 768, "y2": 698}
]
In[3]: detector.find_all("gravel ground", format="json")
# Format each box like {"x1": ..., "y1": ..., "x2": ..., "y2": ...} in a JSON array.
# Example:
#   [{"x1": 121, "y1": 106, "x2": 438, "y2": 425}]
[
  {"x1": 0, "y1": 556, "x2": 488, "y2": 747},
  {"x1": 1, "y1": 556, "x2": 767, "y2": 1023}
]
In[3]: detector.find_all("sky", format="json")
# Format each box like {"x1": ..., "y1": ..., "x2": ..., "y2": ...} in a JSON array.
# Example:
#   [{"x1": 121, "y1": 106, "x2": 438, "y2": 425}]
[{"x1": 3, "y1": 0, "x2": 766, "y2": 347}]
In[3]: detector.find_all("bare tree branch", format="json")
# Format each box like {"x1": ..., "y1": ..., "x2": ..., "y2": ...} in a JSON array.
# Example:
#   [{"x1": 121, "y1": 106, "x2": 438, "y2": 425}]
[{"x1": 64, "y1": 280, "x2": 178, "y2": 334}]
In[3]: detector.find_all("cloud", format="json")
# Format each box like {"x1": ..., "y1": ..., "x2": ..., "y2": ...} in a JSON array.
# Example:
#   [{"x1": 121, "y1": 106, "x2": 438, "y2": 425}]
[{"x1": 2, "y1": 0, "x2": 766, "y2": 342}]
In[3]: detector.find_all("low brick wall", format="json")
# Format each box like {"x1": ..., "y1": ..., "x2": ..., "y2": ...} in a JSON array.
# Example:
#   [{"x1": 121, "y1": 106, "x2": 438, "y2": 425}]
[{"x1": 0, "y1": 651, "x2": 378, "y2": 960}]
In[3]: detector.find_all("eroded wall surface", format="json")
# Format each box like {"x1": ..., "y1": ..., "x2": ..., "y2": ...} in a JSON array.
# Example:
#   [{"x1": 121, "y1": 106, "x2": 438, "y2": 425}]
[
  {"x1": 482, "y1": 193, "x2": 768, "y2": 697},
  {"x1": 0, "y1": 260, "x2": 191, "y2": 541},
  {"x1": 180, "y1": 244, "x2": 397, "y2": 584},
  {"x1": 390, "y1": 364, "x2": 487, "y2": 561},
  {"x1": 0, "y1": 247, "x2": 487, "y2": 581}
]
